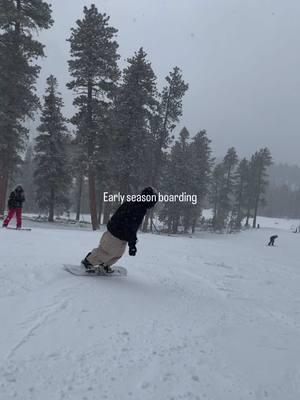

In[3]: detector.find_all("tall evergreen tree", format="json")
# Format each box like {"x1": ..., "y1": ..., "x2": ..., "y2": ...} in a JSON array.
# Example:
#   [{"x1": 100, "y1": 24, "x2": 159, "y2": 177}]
[
  {"x1": 151, "y1": 67, "x2": 188, "y2": 187},
  {"x1": 159, "y1": 128, "x2": 212, "y2": 233},
  {"x1": 211, "y1": 148, "x2": 238, "y2": 231},
  {"x1": 141, "y1": 67, "x2": 188, "y2": 231},
  {"x1": 244, "y1": 157, "x2": 257, "y2": 227},
  {"x1": 232, "y1": 158, "x2": 249, "y2": 229},
  {"x1": 67, "y1": 4, "x2": 120, "y2": 230},
  {"x1": 34, "y1": 76, "x2": 71, "y2": 222},
  {"x1": 251, "y1": 147, "x2": 272, "y2": 227},
  {"x1": 0, "y1": 0, "x2": 53, "y2": 215},
  {"x1": 188, "y1": 129, "x2": 213, "y2": 232},
  {"x1": 160, "y1": 127, "x2": 191, "y2": 233},
  {"x1": 112, "y1": 47, "x2": 157, "y2": 194},
  {"x1": 210, "y1": 163, "x2": 227, "y2": 230},
  {"x1": 223, "y1": 147, "x2": 238, "y2": 190}
]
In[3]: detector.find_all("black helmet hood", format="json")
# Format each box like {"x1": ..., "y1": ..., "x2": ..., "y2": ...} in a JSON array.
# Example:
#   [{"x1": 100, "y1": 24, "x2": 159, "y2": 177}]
[{"x1": 141, "y1": 187, "x2": 158, "y2": 209}]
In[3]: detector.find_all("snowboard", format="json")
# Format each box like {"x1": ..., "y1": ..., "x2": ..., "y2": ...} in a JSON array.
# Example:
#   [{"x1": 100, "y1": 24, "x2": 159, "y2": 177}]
[
  {"x1": 5, "y1": 227, "x2": 32, "y2": 231},
  {"x1": 63, "y1": 264, "x2": 127, "y2": 277}
]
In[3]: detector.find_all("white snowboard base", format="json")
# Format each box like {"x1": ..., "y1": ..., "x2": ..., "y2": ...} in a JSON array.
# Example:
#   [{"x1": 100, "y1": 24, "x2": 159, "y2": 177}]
[{"x1": 63, "y1": 264, "x2": 127, "y2": 277}]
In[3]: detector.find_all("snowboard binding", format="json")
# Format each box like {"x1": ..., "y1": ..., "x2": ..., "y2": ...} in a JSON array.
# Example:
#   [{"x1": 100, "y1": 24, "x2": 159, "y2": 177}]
[{"x1": 81, "y1": 254, "x2": 114, "y2": 274}]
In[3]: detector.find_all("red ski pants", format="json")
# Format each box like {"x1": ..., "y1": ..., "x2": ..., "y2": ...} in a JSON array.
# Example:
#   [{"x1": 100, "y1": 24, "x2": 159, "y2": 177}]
[{"x1": 3, "y1": 208, "x2": 22, "y2": 228}]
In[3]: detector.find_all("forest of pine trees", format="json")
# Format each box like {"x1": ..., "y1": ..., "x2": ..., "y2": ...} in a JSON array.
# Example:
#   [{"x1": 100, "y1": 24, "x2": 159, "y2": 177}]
[{"x1": 1, "y1": 1, "x2": 278, "y2": 232}]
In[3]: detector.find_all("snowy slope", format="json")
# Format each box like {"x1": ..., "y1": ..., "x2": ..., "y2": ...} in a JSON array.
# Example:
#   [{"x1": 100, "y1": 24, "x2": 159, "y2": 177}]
[{"x1": 0, "y1": 220, "x2": 300, "y2": 400}]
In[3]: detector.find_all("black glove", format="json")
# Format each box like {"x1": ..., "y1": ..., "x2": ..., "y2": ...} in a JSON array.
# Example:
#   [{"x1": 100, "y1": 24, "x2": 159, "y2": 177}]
[{"x1": 129, "y1": 244, "x2": 137, "y2": 256}]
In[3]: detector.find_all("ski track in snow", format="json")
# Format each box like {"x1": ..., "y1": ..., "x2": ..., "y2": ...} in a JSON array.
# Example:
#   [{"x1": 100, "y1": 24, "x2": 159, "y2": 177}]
[{"x1": 0, "y1": 220, "x2": 300, "y2": 399}]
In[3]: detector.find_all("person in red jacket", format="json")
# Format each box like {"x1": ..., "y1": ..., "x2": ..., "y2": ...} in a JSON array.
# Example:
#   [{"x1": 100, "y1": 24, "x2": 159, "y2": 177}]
[{"x1": 3, "y1": 185, "x2": 25, "y2": 229}]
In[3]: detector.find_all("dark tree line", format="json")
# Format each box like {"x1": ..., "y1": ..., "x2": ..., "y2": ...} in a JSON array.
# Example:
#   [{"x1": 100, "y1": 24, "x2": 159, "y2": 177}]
[
  {"x1": 157, "y1": 137, "x2": 272, "y2": 233},
  {"x1": 261, "y1": 185, "x2": 300, "y2": 219},
  {"x1": 0, "y1": 0, "x2": 53, "y2": 216},
  {"x1": 1, "y1": 2, "x2": 274, "y2": 231},
  {"x1": 65, "y1": 5, "x2": 190, "y2": 229},
  {"x1": 210, "y1": 147, "x2": 272, "y2": 231},
  {"x1": 259, "y1": 164, "x2": 300, "y2": 219}
]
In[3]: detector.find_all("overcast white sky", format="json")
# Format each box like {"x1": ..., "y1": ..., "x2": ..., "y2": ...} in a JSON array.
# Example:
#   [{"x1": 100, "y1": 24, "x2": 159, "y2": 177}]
[{"x1": 33, "y1": 0, "x2": 300, "y2": 165}]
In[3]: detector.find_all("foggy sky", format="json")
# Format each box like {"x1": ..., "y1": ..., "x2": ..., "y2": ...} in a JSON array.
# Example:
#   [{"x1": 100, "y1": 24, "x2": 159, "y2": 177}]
[{"x1": 34, "y1": 0, "x2": 300, "y2": 165}]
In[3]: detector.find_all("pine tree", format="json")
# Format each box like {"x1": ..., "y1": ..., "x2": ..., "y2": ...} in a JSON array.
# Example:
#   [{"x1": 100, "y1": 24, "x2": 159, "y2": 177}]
[
  {"x1": 223, "y1": 147, "x2": 238, "y2": 190},
  {"x1": 244, "y1": 157, "x2": 256, "y2": 227},
  {"x1": 251, "y1": 148, "x2": 272, "y2": 227},
  {"x1": 0, "y1": 0, "x2": 53, "y2": 215},
  {"x1": 34, "y1": 76, "x2": 71, "y2": 222},
  {"x1": 210, "y1": 163, "x2": 227, "y2": 230},
  {"x1": 67, "y1": 4, "x2": 120, "y2": 230},
  {"x1": 140, "y1": 66, "x2": 189, "y2": 231},
  {"x1": 112, "y1": 47, "x2": 157, "y2": 194},
  {"x1": 159, "y1": 128, "x2": 213, "y2": 234},
  {"x1": 188, "y1": 130, "x2": 213, "y2": 232},
  {"x1": 211, "y1": 148, "x2": 238, "y2": 231},
  {"x1": 232, "y1": 158, "x2": 249, "y2": 229},
  {"x1": 160, "y1": 127, "x2": 191, "y2": 233},
  {"x1": 151, "y1": 67, "x2": 188, "y2": 187},
  {"x1": 222, "y1": 147, "x2": 238, "y2": 230}
]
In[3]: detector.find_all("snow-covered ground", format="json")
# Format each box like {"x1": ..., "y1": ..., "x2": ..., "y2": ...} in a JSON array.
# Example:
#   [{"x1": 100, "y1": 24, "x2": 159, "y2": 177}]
[
  {"x1": 0, "y1": 218, "x2": 300, "y2": 400},
  {"x1": 249, "y1": 216, "x2": 300, "y2": 231}
]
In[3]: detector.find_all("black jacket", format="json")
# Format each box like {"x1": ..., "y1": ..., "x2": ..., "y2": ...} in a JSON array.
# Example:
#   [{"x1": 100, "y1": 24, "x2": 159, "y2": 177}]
[
  {"x1": 8, "y1": 189, "x2": 25, "y2": 209},
  {"x1": 107, "y1": 202, "x2": 149, "y2": 246}
]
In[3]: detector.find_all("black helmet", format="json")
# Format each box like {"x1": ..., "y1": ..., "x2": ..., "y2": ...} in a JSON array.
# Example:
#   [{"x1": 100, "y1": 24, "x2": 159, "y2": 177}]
[
  {"x1": 141, "y1": 187, "x2": 158, "y2": 209},
  {"x1": 15, "y1": 185, "x2": 23, "y2": 192}
]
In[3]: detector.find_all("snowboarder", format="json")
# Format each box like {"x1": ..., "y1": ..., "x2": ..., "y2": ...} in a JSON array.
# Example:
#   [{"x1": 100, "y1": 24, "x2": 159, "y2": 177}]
[
  {"x1": 2, "y1": 185, "x2": 25, "y2": 229},
  {"x1": 267, "y1": 235, "x2": 278, "y2": 246},
  {"x1": 81, "y1": 187, "x2": 158, "y2": 273}
]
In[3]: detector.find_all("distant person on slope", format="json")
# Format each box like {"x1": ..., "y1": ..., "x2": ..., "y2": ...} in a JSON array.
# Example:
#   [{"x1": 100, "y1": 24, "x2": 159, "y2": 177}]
[
  {"x1": 81, "y1": 187, "x2": 158, "y2": 273},
  {"x1": 267, "y1": 235, "x2": 278, "y2": 246},
  {"x1": 2, "y1": 185, "x2": 25, "y2": 229}
]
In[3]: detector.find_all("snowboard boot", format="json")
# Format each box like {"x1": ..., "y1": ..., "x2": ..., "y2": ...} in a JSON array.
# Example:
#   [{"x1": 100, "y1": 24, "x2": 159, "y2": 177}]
[
  {"x1": 81, "y1": 252, "x2": 95, "y2": 272},
  {"x1": 103, "y1": 265, "x2": 114, "y2": 274}
]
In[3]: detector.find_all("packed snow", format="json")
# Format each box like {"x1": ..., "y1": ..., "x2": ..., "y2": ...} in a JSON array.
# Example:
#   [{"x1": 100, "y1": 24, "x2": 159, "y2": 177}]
[{"x1": 0, "y1": 217, "x2": 300, "y2": 400}]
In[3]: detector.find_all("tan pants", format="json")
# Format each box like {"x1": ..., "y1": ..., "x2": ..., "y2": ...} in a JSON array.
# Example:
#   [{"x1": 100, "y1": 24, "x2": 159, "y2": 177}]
[{"x1": 87, "y1": 231, "x2": 127, "y2": 267}]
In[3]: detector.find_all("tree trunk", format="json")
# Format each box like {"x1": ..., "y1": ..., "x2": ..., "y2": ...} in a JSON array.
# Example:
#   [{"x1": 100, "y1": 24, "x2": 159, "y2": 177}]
[
  {"x1": 253, "y1": 201, "x2": 259, "y2": 228},
  {"x1": 86, "y1": 77, "x2": 99, "y2": 231},
  {"x1": 252, "y1": 213, "x2": 257, "y2": 228},
  {"x1": 167, "y1": 215, "x2": 172, "y2": 233},
  {"x1": 76, "y1": 173, "x2": 83, "y2": 221},
  {"x1": 0, "y1": 167, "x2": 9, "y2": 216},
  {"x1": 172, "y1": 215, "x2": 179, "y2": 234},
  {"x1": 150, "y1": 209, "x2": 154, "y2": 233},
  {"x1": 48, "y1": 188, "x2": 55, "y2": 222},
  {"x1": 245, "y1": 211, "x2": 250, "y2": 227},
  {"x1": 103, "y1": 201, "x2": 112, "y2": 225},
  {"x1": 191, "y1": 218, "x2": 196, "y2": 234},
  {"x1": 142, "y1": 211, "x2": 150, "y2": 232},
  {"x1": 97, "y1": 190, "x2": 104, "y2": 226},
  {"x1": 252, "y1": 174, "x2": 262, "y2": 228},
  {"x1": 88, "y1": 167, "x2": 99, "y2": 230}
]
